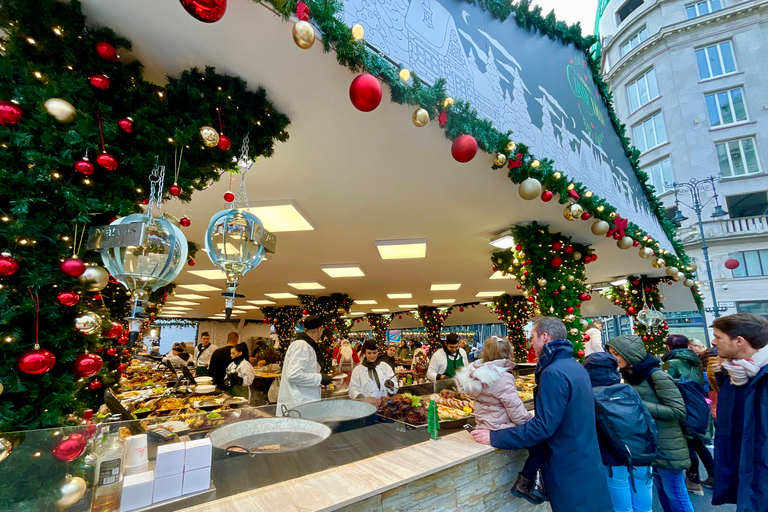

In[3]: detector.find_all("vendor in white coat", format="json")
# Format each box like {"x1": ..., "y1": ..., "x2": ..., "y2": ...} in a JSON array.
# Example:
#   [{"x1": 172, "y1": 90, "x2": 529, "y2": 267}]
[
  {"x1": 348, "y1": 339, "x2": 397, "y2": 403},
  {"x1": 427, "y1": 333, "x2": 469, "y2": 381},
  {"x1": 584, "y1": 319, "x2": 604, "y2": 356},
  {"x1": 224, "y1": 342, "x2": 255, "y2": 400},
  {"x1": 277, "y1": 315, "x2": 333, "y2": 410}
]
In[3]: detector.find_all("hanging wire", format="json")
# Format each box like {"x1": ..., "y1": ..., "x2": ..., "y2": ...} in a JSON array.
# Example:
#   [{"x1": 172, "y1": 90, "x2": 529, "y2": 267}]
[
  {"x1": 233, "y1": 134, "x2": 252, "y2": 210},
  {"x1": 146, "y1": 156, "x2": 166, "y2": 218}
]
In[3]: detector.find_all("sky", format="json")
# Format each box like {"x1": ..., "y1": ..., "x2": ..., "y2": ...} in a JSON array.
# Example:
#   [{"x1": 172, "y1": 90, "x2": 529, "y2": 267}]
[{"x1": 529, "y1": 0, "x2": 599, "y2": 35}]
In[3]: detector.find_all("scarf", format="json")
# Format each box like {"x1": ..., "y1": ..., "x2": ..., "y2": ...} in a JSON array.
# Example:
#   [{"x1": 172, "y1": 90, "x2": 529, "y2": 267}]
[
  {"x1": 621, "y1": 353, "x2": 661, "y2": 386},
  {"x1": 444, "y1": 349, "x2": 465, "y2": 378},
  {"x1": 362, "y1": 358, "x2": 381, "y2": 389},
  {"x1": 197, "y1": 343, "x2": 211, "y2": 354},
  {"x1": 295, "y1": 332, "x2": 320, "y2": 358},
  {"x1": 722, "y1": 345, "x2": 768, "y2": 386}
]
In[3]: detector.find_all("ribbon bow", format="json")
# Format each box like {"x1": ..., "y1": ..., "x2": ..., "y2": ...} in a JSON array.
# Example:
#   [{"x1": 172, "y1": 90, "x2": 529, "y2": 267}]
[{"x1": 606, "y1": 215, "x2": 628, "y2": 239}]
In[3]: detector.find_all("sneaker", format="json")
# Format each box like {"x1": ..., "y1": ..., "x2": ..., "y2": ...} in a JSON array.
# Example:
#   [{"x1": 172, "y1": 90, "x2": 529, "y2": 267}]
[
  {"x1": 686, "y1": 475, "x2": 704, "y2": 495},
  {"x1": 700, "y1": 476, "x2": 714, "y2": 488},
  {"x1": 531, "y1": 470, "x2": 549, "y2": 502},
  {"x1": 511, "y1": 473, "x2": 544, "y2": 505}
]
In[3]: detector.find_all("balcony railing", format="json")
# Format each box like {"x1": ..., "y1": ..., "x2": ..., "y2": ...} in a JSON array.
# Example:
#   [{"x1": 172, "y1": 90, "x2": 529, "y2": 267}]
[{"x1": 677, "y1": 214, "x2": 768, "y2": 244}]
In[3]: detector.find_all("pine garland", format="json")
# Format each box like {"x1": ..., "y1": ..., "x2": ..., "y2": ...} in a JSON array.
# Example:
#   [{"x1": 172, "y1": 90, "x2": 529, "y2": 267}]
[
  {"x1": 262, "y1": 305, "x2": 303, "y2": 360},
  {"x1": 490, "y1": 294, "x2": 531, "y2": 361},
  {"x1": 298, "y1": 293, "x2": 352, "y2": 373},
  {"x1": 415, "y1": 306, "x2": 453, "y2": 352},
  {"x1": 366, "y1": 313, "x2": 393, "y2": 351}
]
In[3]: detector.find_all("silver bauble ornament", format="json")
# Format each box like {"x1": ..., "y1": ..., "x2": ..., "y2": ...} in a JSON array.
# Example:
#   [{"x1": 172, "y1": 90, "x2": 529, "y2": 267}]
[
  {"x1": 666, "y1": 266, "x2": 679, "y2": 277},
  {"x1": 580, "y1": 319, "x2": 589, "y2": 329},
  {"x1": 199, "y1": 126, "x2": 220, "y2": 147},
  {"x1": 518, "y1": 251, "x2": 526, "y2": 260},
  {"x1": 676, "y1": 271, "x2": 685, "y2": 281},
  {"x1": 77, "y1": 266, "x2": 109, "y2": 291},
  {"x1": 75, "y1": 311, "x2": 102, "y2": 335},
  {"x1": 689, "y1": 262, "x2": 698, "y2": 272},
  {"x1": 518, "y1": 178, "x2": 542, "y2": 200},
  {"x1": 639, "y1": 247, "x2": 654, "y2": 259},
  {"x1": 538, "y1": 278, "x2": 547, "y2": 287},
  {"x1": 57, "y1": 476, "x2": 87, "y2": 508},
  {"x1": 684, "y1": 279, "x2": 695, "y2": 287},
  {"x1": 44, "y1": 98, "x2": 77, "y2": 124},
  {"x1": 617, "y1": 236, "x2": 633, "y2": 249},
  {"x1": 563, "y1": 204, "x2": 583, "y2": 221},
  {"x1": 570, "y1": 328, "x2": 579, "y2": 335},
  {"x1": 573, "y1": 251, "x2": 582, "y2": 261},
  {"x1": 567, "y1": 275, "x2": 575, "y2": 282},
  {"x1": 591, "y1": 220, "x2": 610, "y2": 236},
  {"x1": 513, "y1": 258, "x2": 520, "y2": 266},
  {"x1": 565, "y1": 314, "x2": 576, "y2": 322},
  {"x1": 0, "y1": 437, "x2": 11, "y2": 463}
]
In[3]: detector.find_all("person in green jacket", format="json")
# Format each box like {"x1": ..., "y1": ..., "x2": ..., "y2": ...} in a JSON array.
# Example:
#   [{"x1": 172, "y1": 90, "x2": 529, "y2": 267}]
[{"x1": 606, "y1": 335, "x2": 694, "y2": 512}]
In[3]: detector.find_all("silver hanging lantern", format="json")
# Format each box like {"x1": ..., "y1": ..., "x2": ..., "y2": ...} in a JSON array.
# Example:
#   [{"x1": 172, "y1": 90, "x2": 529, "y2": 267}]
[
  {"x1": 205, "y1": 136, "x2": 276, "y2": 319},
  {"x1": 88, "y1": 160, "x2": 188, "y2": 344},
  {"x1": 635, "y1": 286, "x2": 665, "y2": 329}
]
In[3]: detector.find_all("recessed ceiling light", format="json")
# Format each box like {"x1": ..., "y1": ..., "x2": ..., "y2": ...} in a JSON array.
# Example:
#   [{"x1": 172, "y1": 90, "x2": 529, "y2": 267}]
[
  {"x1": 159, "y1": 313, "x2": 183, "y2": 317},
  {"x1": 321, "y1": 264, "x2": 365, "y2": 278},
  {"x1": 475, "y1": 291, "x2": 505, "y2": 298},
  {"x1": 387, "y1": 293, "x2": 412, "y2": 299},
  {"x1": 489, "y1": 232, "x2": 516, "y2": 249},
  {"x1": 187, "y1": 270, "x2": 227, "y2": 280},
  {"x1": 432, "y1": 299, "x2": 455, "y2": 304},
  {"x1": 610, "y1": 278, "x2": 628, "y2": 286},
  {"x1": 489, "y1": 271, "x2": 515, "y2": 280},
  {"x1": 264, "y1": 292, "x2": 298, "y2": 299},
  {"x1": 375, "y1": 238, "x2": 427, "y2": 259},
  {"x1": 178, "y1": 284, "x2": 221, "y2": 292},
  {"x1": 227, "y1": 309, "x2": 248, "y2": 314},
  {"x1": 247, "y1": 299, "x2": 276, "y2": 305},
  {"x1": 237, "y1": 305, "x2": 260, "y2": 310},
  {"x1": 165, "y1": 301, "x2": 200, "y2": 306},
  {"x1": 430, "y1": 283, "x2": 461, "y2": 291},
  {"x1": 173, "y1": 294, "x2": 211, "y2": 300},
  {"x1": 287, "y1": 281, "x2": 326, "y2": 290},
  {"x1": 349, "y1": 312, "x2": 366, "y2": 316},
  {"x1": 244, "y1": 200, "x2": 313, "y2": 232},
  {"x1": 398, "y1": 304, "x2": 418, "y2": 308},
  {"x1": 163, "y1": 306, "x2": 192, "y2": 311},
  {"x1": 371, "y1": 308, "x2": 390, "y2": 313},
  {"x1": 354, "y1": 300, "x2": 377, "y2": 305}
]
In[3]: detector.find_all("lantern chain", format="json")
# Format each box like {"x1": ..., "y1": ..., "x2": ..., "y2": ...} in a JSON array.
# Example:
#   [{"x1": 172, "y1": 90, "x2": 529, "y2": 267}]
[{"x1": 146, "y1": 156, "x2": 166, "y2": 218}]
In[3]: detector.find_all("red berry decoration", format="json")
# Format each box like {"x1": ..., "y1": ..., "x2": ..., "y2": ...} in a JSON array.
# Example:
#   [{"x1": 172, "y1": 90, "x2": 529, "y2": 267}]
[
  {"x1": 88, "y1": 379, "x2": 102, "y2": 390},
  {"x1": 577, "y1": 350, "x2": 585, "y2": 358},
  {"x1": 95, "y1": 41, "x2": 117, "y2": 61},
  {"x1": 0, "y1": 100, "x2": 24, "y2": 126},
  {"x1": 72, "y1": 353, "x2": 103, "y2": 378},
  {"x1": 349, "y1": 73, "x2": 382, "y2": 112},
  {"x1": 118, "y1": 117, "x2": 134, "y2": 133},
  {"x1": 61, "y1": 257, "x2": 86, "y2": 277},
  {"x1": 96, "y1": 152, "x2": 118, "y2": 170},
  {"x1": 102, "y1": 322, "x2": 124, "y2": 339},
  {"x1": 217, "y1": 134, "x2": 231, "y2": 150},
  {"x1": 187, "y1": 259, "x2": 196, "y2": 266},
  {"x1": 56, "y1": 290, "x2": 80, "y2": 306},
  {"x1": 551, "y1": 257, "x2": 563, "y2": 268},
  {"x1": 223, "y1": 190, "x2": 235, "y2": 202},
  {"x1": 179, "y1": 0, "x2": 228, "y2": 23},
  {"x1": 0, "y1": 252, "x2": 20, "y2": 277},
  {"x1": 581, "y1": 212, "x2": 591, "y2": 220},
  {"x1": 516, "y1": 284, "x2": 522, "y2": 289},
  {"x1": 17, "y1": 345, "x2": 56, "y2": 375},
  {"x1": 578, "y1": 293, "x2": 589, "y2": 301},
  {"x1": 74, "y1": 158, "x2": 95, "y2": 176},
  {"x1": 52, "y1": 433, "x2": 87, "y2": 462},
  {"x1": 451, "y1": 135, "x2": 478, "y2": 163},
  {"x1": 169, "y1": 185, "x2": 181, "y2": 197},
  {"x1": 613, "y1": 232, "x2": 622, "y2": 240},
  {"x1": 88, "y1": 74, "x2": 111, "y2": 90},
  {"x1": 541, "y1": 190, "x2": 554, "y2": 202},
  {"x1": 180, "y1": 216, "x2": 191, "y2": 227}
]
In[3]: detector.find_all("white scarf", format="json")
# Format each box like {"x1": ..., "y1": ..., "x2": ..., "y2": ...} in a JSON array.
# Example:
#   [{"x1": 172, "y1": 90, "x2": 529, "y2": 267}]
[{"x1": 722, "y1": 345, "x2": 768, "y2": 386}]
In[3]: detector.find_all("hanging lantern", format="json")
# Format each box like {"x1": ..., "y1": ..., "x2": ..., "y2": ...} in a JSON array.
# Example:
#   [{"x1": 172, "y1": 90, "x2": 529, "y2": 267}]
[{"x1": 636, "y1": 306, "x2": 665, "y2": 328}]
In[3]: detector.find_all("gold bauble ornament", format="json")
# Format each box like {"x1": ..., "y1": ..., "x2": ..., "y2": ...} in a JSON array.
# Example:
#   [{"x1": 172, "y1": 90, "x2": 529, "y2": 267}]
[
  {"x1": 565, "y1": 314, "x2": 576, "y2": 322},
  {"x1": 77, "y1": 266, "x2": 109, "y2": 291},
  {"x1": 684, "y1": 279, "x2": 695, "y2": 287},
  {"x1": 666, "y1": 266, "x2": 679, "y2": 277},
  {"x1": 519, "y1": 178, "x2": 542, "y2": 200},
  {"x1": 519, "y1": 251, "x2": 526, "y2": 260},
  {"x1": 560, "y1": 284, "x2": 566, "y2": 290},
  {"x1": 442, "y1": 97, "x2": 454, "y2": 109},
  {"x1": 573, "y1": 251, "x2": 582, "y2": 261},
  {"x1": 507, "y1": 266, "x2": 514, "y2": 272},
  {"x1": 199, "y1": 126, "x2": 219, "y2": 147},
  {"x1": 506, "y1": 141, "x2": 516, "y2": 152},
  {"x1": 493, "y1": 153, "x2": 507, "y2": 166},
  {"x1": 531, "y1": 160, "x2": 540, "y2": 168},
  {"x1": 412, "y1": 108, "x2": 429, "y2": 127},
  {"x1": 292, "y1": 20, "x2": 315, "y2": 49},
  {"x1": 568, "y1": 275, "x2": 575, "y2": 282},
  {"x1": 351, "y1": 24, "x2": 365, "y2": 40},
  {"x1": 0, "y1": 437, "x2": 11, "y2": 463},
  {"x1": 617, "y1": 236, "x2": 634, "y2": 250},
  {"x1": 538, "y1": 278, "x2": 547, "y2": 287},
  {"x1": 676, "y1": 272, "x2": 685, "y2": 281},
  {"x1": 591, "y1": 220, "x2": 610, "y2": 236},
  {"x1": 75, "y1": 311, "x2": 102, "y2": 335},
  {"x1": 570, "y1": 328, "x2": 579, "y2": 335},
  {"x1": 651, "y1": 258, "x2": 666, "y2": 268},
  {"x1": 512, "y1": 258, "x2": 520, "y2": 266},
  {"x1": 639, "y1": 247, "x2": 654, "y2": 259},
  {"x1": 689, "y1": 262, "x2": 698, "y2": 272},
  {"x1": 549, "y1": 307, "x2": 555, "y2": 313},
  {"x1": 57, "y1": 476, "x2": 87, "y2": 508},
  {"x1": 44, "y1": 98, "x2": 76, "y2": 124},
  {"x1": 564, "y1": 204, "x2": 583, "y2": 221}
]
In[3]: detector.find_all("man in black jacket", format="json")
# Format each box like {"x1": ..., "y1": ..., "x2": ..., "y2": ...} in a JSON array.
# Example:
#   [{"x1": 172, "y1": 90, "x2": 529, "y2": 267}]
[{"x1": 209, "y1": 331, "x2": 239, "y2": 389}]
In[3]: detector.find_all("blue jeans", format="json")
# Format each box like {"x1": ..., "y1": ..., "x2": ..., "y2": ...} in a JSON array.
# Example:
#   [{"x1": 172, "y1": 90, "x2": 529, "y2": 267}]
[
  {"x1": 654, "y1": 468, "x2": 695, "y2": 512},
  {"x1": 605, "y1": 466, "x2": 653, "y2": 512}
]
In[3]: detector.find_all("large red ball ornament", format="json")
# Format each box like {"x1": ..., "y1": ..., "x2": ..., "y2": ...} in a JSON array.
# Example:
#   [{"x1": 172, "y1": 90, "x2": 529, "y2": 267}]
[
  {"x1": 552, "y1": 242, "x2": 563, "y2": 251},
  {"x1": 61, "y1": 257, "x2": 86, "y2": 277},
  {"x1": 564, "y1": 246, "x2": 574, "y2": 255},
  {"x1": 117, "y1": 363, "x2": 127, "y2": 372},
  {"x1": 551, "y1": 257, "x2": 563, "y2": 268},
  {"x1": 627, "y1": 306, "x2": 637, "y2": 315},
  {"x1": 349, "y1": 74, "x2": 382, "y2": 112},
  {"x1": 88, "y1": 380, "x2": 102, "y2": 390},
  {"x1": 566, "y1": 307, "x2": 575, "y2": 314},
  {"x1": 577, "y1": 350, "x2": 585, "y2": 358},
  {"x1": 0, "y1": 253, "x2": 20, "y2": 277},
  {"x1": 724, "y1": 258, "x2": 740, "y2": 270},
  {"x1": 17, "y1": 346, "x2": 56, "y2": 375},
  {"x1": 180, "y1": 217, "x2": 191, "y2": 227},
  {"x1": 52, "y1": 434, "x2": 87, "y2": 462},
  {"x1": 72, "y1": 353, "x2": 103, "y2": 379},
  {"x1": 106, "y1": 348, "x2": 117, "y2": 357},
  {"x1": 88, "y1": 74, "x2": 111, "y2": 90},
  {"x1": 217, "y1": 135, "x2": 231, "y2": 151},
  {"x1": 56, "y1": 290, "x2": 80, "y2": 307},
  {"x1": 95, "y1": 42, "x2": 117, "y2": 61},
  {"x1": 102, "y1": 322, "x2": 123, "y2": 339},
  {"x1": 541, "y1": 190, "x2": 554, "y2": 202},
  {"x1": 0, "y1": 100, "x2": 24, "y2": 126},
  {"x1": 96, "y1": 152, "x2": 118, "y2": 171},
  {"x1": 583, "y1": 334, "x2": 591, "y2": 341},
  {"x1": 451, "y1": 135, "x2": 478, "y2": 163},
  {"x1": 169, "y1": 185, "x2": 181, "y2": 197},
  {"x1": 223, "y1": 191, "x2": 235, "y2": 202},
  {"x1": 179, "y1": 0, "x2": 227, "y2": 22},
  {"x1": 74, "y1": 158, "x2": 95, "y2": 176},
  {"x1": 118, "y1": 118, "x2": 134, "y2": 133}
]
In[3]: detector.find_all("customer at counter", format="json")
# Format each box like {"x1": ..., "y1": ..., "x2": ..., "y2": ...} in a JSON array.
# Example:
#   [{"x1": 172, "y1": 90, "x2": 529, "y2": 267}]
[
  {"x1": 427, "y1": 333, "x2": 468, "y2": 381},
  {"x1": 380, "y1": 343, "x2": 397, "y2": 371},
  {"x1": 209, "y1": 332, "x2": 239, "y2": 389},
  {"x1": 193, "y1": 332, "x2": 214, "y2": 376},
  {"x1": 162, "y1": 343, "x2": 194, "y2": 368},
  {"x1": 224, "y1": 342, "x2": 255, "y2": 400},
  {"x1": 277, "y1": 316, "x2": 333, "y2": 410},
  {"x1": 348, "y1": 339, "x2": 397, "y2": 402},
  {"x1": 396, "y1": 340, "x2": 413, "y2": 361}
]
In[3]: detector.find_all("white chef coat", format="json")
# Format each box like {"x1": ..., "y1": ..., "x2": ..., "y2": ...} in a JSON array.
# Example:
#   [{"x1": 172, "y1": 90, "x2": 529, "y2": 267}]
[
  {"x1": 584, "y1": 327, "x2": 604, "y2": 356},
  {"x1": 162, "y1": 353, "x2": 193, "y2": 368},
  {"x1": 277, "y1": 337, "x2": 322, "y2": 410},
  {"x1": 194, "y1": 343, "x2": 214, "y2": 367},
  {"x1": 226, "y1": 358, "x2": 255, "y2": 387},
  {"x1": 348, "y1": 361, "x2": 397, "y2": 400},
  {"x1": 427, "y1": 348, "x2": 469, "y2": 382}
]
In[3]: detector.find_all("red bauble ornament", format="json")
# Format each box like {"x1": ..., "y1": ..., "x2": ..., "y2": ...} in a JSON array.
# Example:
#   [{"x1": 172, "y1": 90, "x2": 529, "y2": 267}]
[
  {"x1": 223, "y1": 190, "x2": 235, "y2": 202},
  {"x1": 180, "y1": 217, "x2": 191, "y2": 227},
  {"x1": 52, "y1": 433, "x2": 87, "y2": 462},
  {"x1": 349, "y1": 73, "x2": 382, "y2": 112},
  {"x1": 554, "y1": 291, "x2": 559, "y2": 295},
  {"x1": 627, "y1": 306, "x2": 637, "y2": 315},
  {"x1": 17, "y1": 346, "x2": 56, "y2": 375},
  {"x1": 118, "y1": 118, "x2": 134, "y2": 133},
  {"x1": 578, "y1": 293, "x2": 589, "y2": 301},
  {"x1": 515, "y1": 244, "x2": 523, "y2": 251},
  {"x1": 187, "y1": 259, "x2": 196, "y2": 266},
  {"x1": 75, "y1": 158, "x2": 95, "y2": 176},
  {"x1": 451, "y1": 135, "x2": 478, "y2": 163},
  {"x1": 581, "y1": 212, "x2": 591, "y2": 220},
  {"x1": 302, "y1": 310, "x2": 309, "y2": 315},
  {"x1": 613, "y1": 232, "x2": 622, "y2": 240},
  {"x1": 516, "y1": 284, "x2": 522, "y2": 289},
  {"x1": 217, "y1": 135, "x2": 231, "y2": 151},
  {"x1": 564, "y1": 246, "x2": 574, "y2": 254},
  {"x1": 566, "y1": 307, "x2": 575, "y2": 314},
  {"x1": 106, "y1": 348, "x2": 117, "y2": 357},
  {"x1": 61, "y1": 257, "x2": 86, "y2": 277},
  {"x1": 0, "y1": 100, "x2": 23, "y2": 126},
  {"x1": 88, "y1": 379, "x2": 102, "y2": 390},
  {"x1": 577, "y1": 350, "x2": 585, "y2": 358},
  {"x1": 141, "y1": 199, "x2": 149, "y2": 205},
  {"x1": 552, "y1": 242, "x2": 563, "y2": 251},
  {"x1": 527, "y1": 297, "x2": 535, "y2": 303},
  {"x1": 591, "y1": 254, "x2": 598, "y2": 262},
  {"x1": 724, "y1": 258, "x2": 740, "y2": 270},
  {"x1": 117, "y1": 335, "x2": 128, "y2": 345},
  {"x1": 551, "y1": 257, "x2": 563, "y2": 268},
  {"x1": 169, "y1": 185, "x2": 182, "y2": 197},
  {"x1": 459, "y1": 307, "x2": 464, "y2": 312},
  {"x1": 88, "y1": 74, "x2": 111, "y2": 90},
  {"x1": 523, "y1": 270, "x2": 529, "y2": 277},
  {"x1": 117, "y1": 363, "x2": 127, "y2": 372},
  {"x1": 179, "y1": 0, "x2": 227, "y2": 22},
  {"x1": 102, "y1": 322, "x2": 124, "y2": 339},
  {"x1": 541, "y1": 190, "x2": 554, "y2": 202},
  {"x1": 72, "y1": 353, "x2": 103, "y2": 378},
  {"x1": 583, "y1": 334, "x2": 591, "y2": 341},
  {"x1": 96, "y1": 152, "x2": 118, "y2": 171},
  {"x1": 122, "y1": 349, "x2": 130, "y2": 355},
  {"x1": 95, "y1": 42, "x2": 117, "y2": 61},
  {"x1": 0, "y1": 253, "x2": 20, "y2": 277},
  {"x1": 56, "y1": 290, "x2": 80, "y2": 307},
  {"x1": 633, "y1": 240, "x2": 640, "y2": 247},
  {"x1": 93, "y1": 292, "x2": 102, "y2": 301},
  {"x1": 642, "y1": 336, "x2": 649, "y2": 342}
]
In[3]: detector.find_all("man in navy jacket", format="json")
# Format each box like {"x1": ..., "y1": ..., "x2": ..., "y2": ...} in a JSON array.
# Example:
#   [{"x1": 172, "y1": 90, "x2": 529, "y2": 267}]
[{"x1": 471, "y1": 317, "x2": 611, "y2": 512}]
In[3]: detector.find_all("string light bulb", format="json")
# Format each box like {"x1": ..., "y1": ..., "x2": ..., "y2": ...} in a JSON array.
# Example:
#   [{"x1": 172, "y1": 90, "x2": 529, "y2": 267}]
[{"x1": 351, "y1": 24, "x2": 364, "y2": 39}]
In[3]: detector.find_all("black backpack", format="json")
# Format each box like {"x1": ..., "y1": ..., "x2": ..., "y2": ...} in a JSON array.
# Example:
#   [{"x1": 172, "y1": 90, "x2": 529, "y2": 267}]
[
  {"x1": 647, "y1": 369, "x2": 711, "y2": 438},
  {"x1": 593, "y1": 383, "x2": 659, "y2": 469}
]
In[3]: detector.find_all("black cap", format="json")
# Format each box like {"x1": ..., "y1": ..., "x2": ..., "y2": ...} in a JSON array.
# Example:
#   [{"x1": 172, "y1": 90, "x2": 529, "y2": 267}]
[
  {"x1": 303, "y1": 315, "x2": 324, "y2": 330},
  {"x1": 444, "y1": 333, "x2": 460, "y2": 345},
  {"x1": 362, "y1": 339, "x2": 378, "y2": 352}
]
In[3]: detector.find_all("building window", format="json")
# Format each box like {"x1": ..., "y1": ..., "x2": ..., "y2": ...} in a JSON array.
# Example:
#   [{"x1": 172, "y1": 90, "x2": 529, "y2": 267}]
[
  {"x1": 736, "y1": 301, "x2": 768, "y2": 319},
  {"x1": 632, "y1": 112, "x2": 667, "y2": 153},
  {"x1": 696, "y1": 41, "x2": 736, "y2": 80},
  {"x1": 706, "y1": 87, "x2": 747, "y2": 127},
  {"x1": 730, "y1": 250, "x2": 768, "y2": 278},
  {"x1": 645, "y1": 158, "x2": 674, "y2": 193},
  {"x1": 716, "y1": 138, "x2": 760, "y2": 177},
  {"x1": 725, "y1": 192, "x2": 768, "y2": 218},
  {"x1": 627, "y1": 69, "x2": 659, "y2": 112},
  {"x1": 620, "y1": 26, "x2": 649, "y2": 56},
  {"x1": 686, "y1": 0, "x2": 722, "y2": 19}
]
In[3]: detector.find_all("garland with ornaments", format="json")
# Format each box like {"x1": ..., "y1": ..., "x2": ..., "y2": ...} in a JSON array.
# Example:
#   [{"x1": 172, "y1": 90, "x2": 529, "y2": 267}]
[
  {"x1": 490, "y1": 294, "x2": 531, "y2": 362},
  {"x1": 261, "y1": 305, "x2": 304, "y2": 360},
  {"x1": 298, "y1": 294, "x2": 352, "y2": 374},
  {"x1": 366, "y1": 313, "x2": 394, "y2": 351},
  {"x1": 415, "y1": 306, "x2": 453, "y2": 352},
  {"x1": 492, "y1": 222, "x2": 593, "y2": 357}
]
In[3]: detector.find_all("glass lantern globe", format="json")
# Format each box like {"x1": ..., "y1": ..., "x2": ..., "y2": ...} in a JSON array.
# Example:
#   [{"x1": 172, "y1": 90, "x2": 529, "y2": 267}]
[{"x1": 636, "y1": 306, "x2": 665, "y2": 328}]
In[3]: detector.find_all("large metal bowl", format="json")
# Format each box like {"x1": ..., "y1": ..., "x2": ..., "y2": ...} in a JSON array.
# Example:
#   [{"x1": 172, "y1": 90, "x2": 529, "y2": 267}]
[
  {"x1": 208, "y1": 418, "x2": 331, "y2": 457},
  {"x1": 282, "y1": 399, "x2": 377, "y2": 433}
]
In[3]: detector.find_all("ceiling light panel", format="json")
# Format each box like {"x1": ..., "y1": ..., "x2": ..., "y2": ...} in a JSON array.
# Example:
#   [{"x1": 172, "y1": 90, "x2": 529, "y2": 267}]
[
  {"x1": 247, "y1": 300, "x2": 276, "y2": 305},
  {"x1": 398, "y1": 304, "x2": 418, "y2": 308},
  {"x1": 375, "y1": 238, "x2": 427, "y2": 259},
  {"x1": 321, "y1": 264, "x2": 365, "y2": 278},
  {"x1": 489, "y1": 271, "x2": 514, "y2": 280},
  {"x1": 244, "y1": 201, "x2": 313, "y2": 232},
  {"x1": 177, "y1": 284, "x2": 221, "y2": 292},
  {"x1": 430, "y1": 283, "x2": 461, "y2": 291},
  {"x1": 187, "y1": 270, "x2": 227, "y2": 280},
  {"x1": 287, "y1": 281, "x2": 326, "y2": 290},
  {"x1": 432, "y1": 299, "x2": 455, "y2": 304},
  {"x1": 349, "y1": 312, "x2": 365, "y2": 316},
  {"x1": 476, "y1": 291, "x2": 505, "y2": 297},
  {"x1": 489, "y1": 233, "x2": 516, "y2": 249},
  {"x1": 387, "y1": 293, "x2": 412, "y2": 299},
  {"x1": 163, "y1": 306, "x2": 193, "y2": 311},
  {"x1": 264, "y1": 292, "x2": 298, "y2": 299},
  {"x1": 237, "y1": 305, "x2": 260, "y2": 310},
  {"x1": 173, "y1": 294, "x2": 211, "y2": 300},
  {"x1": 354, "y1": 300, "x2": 377, "y2": 305},
  {"x1": 164, "y1": 301, "x2": 199, "y2": 306},
  {"x1": 371, "y1": 308, "x2": 390, "y2": 313}
]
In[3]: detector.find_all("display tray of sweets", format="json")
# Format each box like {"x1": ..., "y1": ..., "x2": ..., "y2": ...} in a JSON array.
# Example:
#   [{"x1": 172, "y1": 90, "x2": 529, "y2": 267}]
[
  {"x1": 376, "y1": 389, "x2": 474, "y2": 429},
  {"x1": 516, "y1": 376, "x2": 536, "y2": 403}
]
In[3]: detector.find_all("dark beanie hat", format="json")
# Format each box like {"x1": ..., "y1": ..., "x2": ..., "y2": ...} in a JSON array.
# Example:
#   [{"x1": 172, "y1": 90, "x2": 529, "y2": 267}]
[
  {"x1": 362, "y1": 339, "x2": 378, "y2": 352},
  {"x1": 303, "y1": 315, "x2": 324, "y2": 330}
]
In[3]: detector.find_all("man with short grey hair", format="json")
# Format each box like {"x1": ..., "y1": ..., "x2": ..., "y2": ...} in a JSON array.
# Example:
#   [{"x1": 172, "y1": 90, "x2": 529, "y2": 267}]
[{"x1": 471, "y1": 317, "x2": 611, "y2": 512}]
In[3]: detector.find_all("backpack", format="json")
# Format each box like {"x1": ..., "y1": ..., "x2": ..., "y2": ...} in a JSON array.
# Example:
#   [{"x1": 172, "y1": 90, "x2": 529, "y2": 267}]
[
  {"x1": 593, "y1": 383, "x2": 659, "y2": 469},
  {"x1": 646, "y1": 368, "x2": 711, "y2": 438}
]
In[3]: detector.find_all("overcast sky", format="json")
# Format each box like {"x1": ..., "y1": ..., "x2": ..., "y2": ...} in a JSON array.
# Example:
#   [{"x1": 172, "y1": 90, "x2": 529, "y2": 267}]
[{"x1": 530, "y1": 0, "x2": 599, "y2": 35}]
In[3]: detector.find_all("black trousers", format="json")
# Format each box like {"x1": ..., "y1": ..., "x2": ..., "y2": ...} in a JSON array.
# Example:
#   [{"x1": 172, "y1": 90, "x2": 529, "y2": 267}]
[
  {"x1": 687, "y1": 437, "x2": 714, "y2": 479},
  {"x1": 521, "y1": 442, "x2": 548, "y2": 480}
]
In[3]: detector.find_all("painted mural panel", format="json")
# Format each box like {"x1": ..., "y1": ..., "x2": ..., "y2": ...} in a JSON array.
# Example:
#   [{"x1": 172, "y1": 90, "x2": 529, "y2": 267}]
[{"x1": 344, "y1": 0, "x2": 673, "y2": 251}]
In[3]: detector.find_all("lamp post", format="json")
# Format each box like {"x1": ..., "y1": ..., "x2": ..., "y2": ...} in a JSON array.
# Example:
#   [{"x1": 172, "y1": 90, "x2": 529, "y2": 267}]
[{"x1": 671, "y1": 176, "x2": 728, "y2": 343}]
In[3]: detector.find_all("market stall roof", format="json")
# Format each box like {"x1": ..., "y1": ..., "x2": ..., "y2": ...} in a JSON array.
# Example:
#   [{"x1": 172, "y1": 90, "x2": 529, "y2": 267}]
[{"x1": 79, "y1": 0, "x2": 697, "y2": 322}]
